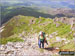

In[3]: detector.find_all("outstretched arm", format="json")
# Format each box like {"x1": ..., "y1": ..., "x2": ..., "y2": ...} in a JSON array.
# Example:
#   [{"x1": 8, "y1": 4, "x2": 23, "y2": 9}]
[{"x1": 44, "y1": 37, "x2": 48, "y2": 45}]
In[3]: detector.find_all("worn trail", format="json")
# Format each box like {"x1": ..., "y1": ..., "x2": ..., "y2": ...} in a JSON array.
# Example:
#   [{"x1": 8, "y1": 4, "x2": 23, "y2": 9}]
[{"x1": 0, "y1": 33, "x2": 59, "y2": 56}]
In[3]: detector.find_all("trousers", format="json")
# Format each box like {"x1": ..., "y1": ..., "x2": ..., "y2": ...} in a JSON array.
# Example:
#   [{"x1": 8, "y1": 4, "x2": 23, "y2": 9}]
[{"x1": 38, "y1": 40, "x2": 44, "y2": 48}]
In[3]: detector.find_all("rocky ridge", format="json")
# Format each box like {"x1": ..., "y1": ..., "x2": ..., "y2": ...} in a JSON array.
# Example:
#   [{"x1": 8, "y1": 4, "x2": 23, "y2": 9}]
[
  {"x1": 54, "y1": 17, "x2": 75, "y2": 31},
  {"x1": 0, "y1": 33, "x2": 59, "y2": 56}
]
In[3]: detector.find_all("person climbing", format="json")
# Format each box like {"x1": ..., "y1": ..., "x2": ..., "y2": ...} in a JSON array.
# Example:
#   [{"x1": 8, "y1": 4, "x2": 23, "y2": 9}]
[{"x1": 38, "y1": 31, "x2": 48, "y2": 48}]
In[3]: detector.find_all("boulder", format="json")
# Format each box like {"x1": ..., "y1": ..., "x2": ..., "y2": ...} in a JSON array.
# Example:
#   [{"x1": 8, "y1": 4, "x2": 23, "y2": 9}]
[
  {"x1": 64, "y1": 40, "x2": 70, "y2": 44},
  {"x1": 29, "y1": 19, "x2": 35, "y2": 24},
  {"x1": 0, "y1": 45, "x2": 7, "y2": 50},
  {"x1": 70, "y1": 18, "x2": 75, "y2": 30},
  {"x1": 21, "y1": 22, "x2": 26, "y2": 24},
  {"x1": 62, "y1": 38, "x2": 66, "y2": 41},
  {"x1": 73, "y1": 38, "x2": 75, "y2": 42},
  {"x1": 69, "y1": 31, "x2": 72, "y2": 34},
  {"x1": 52, "y1": 32, "x2": 58, "y2": 35},
  {"x1": 55, "y1": 47, "x2": 59, "y2": 50},
  {"x1": 5, "y1": 51, "x2": 14, "y2": 55},
  {"x1": 5, "y1": 45, "x2": 15, "y2": 51},
  {"x1": 19, "y1": 34, "x2": 23, "y2": 37},
  {"x1": 56, "y1": 37, "x2": 62, "y2": 42},
  {"x1": 49, "y1": 35, "x2": 53, "y2": 38},
  {"x1": 54, "y1": 17, "x2": 59, "y2": 22},
  {"x1": 73, "y1": 33, "x2": 75, "y2": 37},
  {"x1": 56, "y1": 23, "x2": 61, "y2": 27},
  {"x1": 22, "y1": 31, "x2": 26, "y2": 36},
  {"x1": 72, "y1": 26, "x2": 75, "y2": 31},
  {"x1": 19, "y1": 33, "x2": 25, "y2": 38},
  {"x1": 14, "y1": 42, "x2": 23, "y2": 49},
  {"x1": 39, "y1": 16, "x2": 41, "y2": 18},
  {"x1": 38, "y1": 19, "x2": 42, "y2": 24},
  {"x1": 7, "y1": 42, "x2": 14, "y2": 46}
]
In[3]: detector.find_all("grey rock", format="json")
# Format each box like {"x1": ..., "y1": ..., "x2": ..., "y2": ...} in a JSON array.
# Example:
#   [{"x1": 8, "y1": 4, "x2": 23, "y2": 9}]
[
  {"x1": 49, "y1": 35, "x2": 53, "y2": 38},
  {"x1": 56, "y1": 23, "x2": 61, "y2": 27},
  {"x1": 73, "y1": 33, "x2": 75, "y2": 37},
  {"x1": 0, "y1": 45, "x2": 7, "y2": 50}
]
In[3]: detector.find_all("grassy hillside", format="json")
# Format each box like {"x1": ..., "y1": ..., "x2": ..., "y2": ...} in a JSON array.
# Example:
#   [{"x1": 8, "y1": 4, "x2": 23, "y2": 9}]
[
  {"x1": 1, "y1": 15, "x2": 75, "y2": 50},
  {"x1": 2, "y1": 15, "x2": 72, "y2": 37}
]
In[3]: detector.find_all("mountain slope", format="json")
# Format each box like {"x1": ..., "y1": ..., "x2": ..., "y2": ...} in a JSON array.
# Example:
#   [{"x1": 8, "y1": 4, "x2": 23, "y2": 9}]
[{"x1": 0, "y1": 15, "x2": 75, "y2": 53}]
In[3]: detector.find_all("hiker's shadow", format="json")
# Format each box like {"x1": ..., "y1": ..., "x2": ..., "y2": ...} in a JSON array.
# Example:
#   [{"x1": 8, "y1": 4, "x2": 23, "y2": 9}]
[{"x1": 44, "y1": 47, "x2": 55, "y2": 51}]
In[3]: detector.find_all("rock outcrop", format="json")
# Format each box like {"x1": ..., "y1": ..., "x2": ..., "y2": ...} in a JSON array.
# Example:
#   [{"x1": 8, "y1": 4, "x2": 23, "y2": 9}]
[{"x1": 54, "y1": 17, "x2": 75, "y2": 31}]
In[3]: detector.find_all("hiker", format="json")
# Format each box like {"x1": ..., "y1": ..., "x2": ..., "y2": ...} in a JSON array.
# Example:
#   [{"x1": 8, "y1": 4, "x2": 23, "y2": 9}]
[{"x1": 38, "y1": 31, "x2": 48, "y2": 48}]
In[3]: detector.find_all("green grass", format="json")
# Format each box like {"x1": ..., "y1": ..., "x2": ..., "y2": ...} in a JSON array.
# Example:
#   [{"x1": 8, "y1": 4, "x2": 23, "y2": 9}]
[
  {"x1": 60, "y1": 41, "x2": 75, "y2": 51},
  {"x1": 39, "y1": 48, "x2": 44, "y2": 53},
  {"x1": 0, "y1": 37, "x2": 24, "y2": 44}
]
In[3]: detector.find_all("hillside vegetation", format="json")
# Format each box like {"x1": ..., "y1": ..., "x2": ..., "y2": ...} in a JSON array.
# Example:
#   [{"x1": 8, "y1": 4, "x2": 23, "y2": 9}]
[{"x1": 1, "y1": 15, "x2": 75, "y2": 51}]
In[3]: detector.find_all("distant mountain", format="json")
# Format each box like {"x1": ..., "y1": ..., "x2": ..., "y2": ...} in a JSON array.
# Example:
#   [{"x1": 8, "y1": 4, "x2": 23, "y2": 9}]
[
  {"x1": 47, "y1": 8, "x2": 75, "y2": 17},
  {"x1": 1, "y1": 0, "x2": 75, "y2": 9}
]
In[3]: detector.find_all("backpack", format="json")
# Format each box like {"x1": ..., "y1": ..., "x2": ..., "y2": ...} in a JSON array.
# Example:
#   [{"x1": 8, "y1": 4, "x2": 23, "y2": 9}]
[{"x1": 39, "y1": 32, "x2": 45, "y2": 40}]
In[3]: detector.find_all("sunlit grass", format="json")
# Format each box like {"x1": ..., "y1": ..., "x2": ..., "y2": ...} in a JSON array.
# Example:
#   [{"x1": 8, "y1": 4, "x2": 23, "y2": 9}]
[{"x1": 0, "y1": 37, "x2": 24, "y2": 44}]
